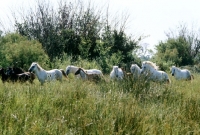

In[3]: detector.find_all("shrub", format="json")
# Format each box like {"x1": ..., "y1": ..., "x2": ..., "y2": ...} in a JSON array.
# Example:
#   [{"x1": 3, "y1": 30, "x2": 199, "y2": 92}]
[{"x1": 0, "y1": 33, "x2": 49, "y2": 70}]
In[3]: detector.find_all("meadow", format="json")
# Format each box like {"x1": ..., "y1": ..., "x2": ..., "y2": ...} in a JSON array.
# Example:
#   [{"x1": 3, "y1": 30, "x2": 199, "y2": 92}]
[{"x1": 0, "y1": 72, "x2": 200, "y2": 134}]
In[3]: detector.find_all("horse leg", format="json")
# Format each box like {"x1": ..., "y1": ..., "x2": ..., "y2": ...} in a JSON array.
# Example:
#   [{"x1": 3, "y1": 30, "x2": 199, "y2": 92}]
[
  {"x1": 191, "y1": 74, "x2": 194, "y2": 80},
  {"x1": 29, "y1": 77, "x2": 33, "y2": 83},
  {"x1": 58, "y1": 76, "x2": 62, "y2": 82},
  {"x1": 40, "y1": 81, "x2": 45, "y2": 85},
  {"x1": 166, "y1": 79, "x2": 171, "y2": 84},
  {"x1": 18, "y1": 75, "x2": 26, "y2": 83},
  {"x1": 29, "y1": 73, "x2": 35, "y2": 84}
]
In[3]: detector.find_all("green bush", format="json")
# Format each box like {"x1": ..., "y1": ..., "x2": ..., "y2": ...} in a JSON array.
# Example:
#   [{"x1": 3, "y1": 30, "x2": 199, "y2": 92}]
[{"x1": 0, "y1": 33, "x2": 49, "y2": 70}]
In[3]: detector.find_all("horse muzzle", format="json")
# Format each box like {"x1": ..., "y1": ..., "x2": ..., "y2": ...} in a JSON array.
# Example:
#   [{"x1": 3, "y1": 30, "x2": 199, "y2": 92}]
[
  {"x1": 28, "y1": 68, "x2": 33, "y2": 73},
  {"x1": 172, "y1": 73, "x2": 174, "y2": 76},
  {"x1": 140, "y1": 71, "x2": 144, "y2": 74}
]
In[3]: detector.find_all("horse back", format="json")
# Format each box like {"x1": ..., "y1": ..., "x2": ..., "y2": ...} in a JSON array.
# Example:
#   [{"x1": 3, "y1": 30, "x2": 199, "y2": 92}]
[
  {"x1": 13, "y1": 67, "x2": 25, "y2": 74},
  {"x1": 181, "y1": 70, "x2": 192, "y2": 80},
  {"x1": 86, "y1": 69, "x2": 103, "y2": 75},
  {"x1": 46, "y1": 69, "x2": 65, "y2": 81}
]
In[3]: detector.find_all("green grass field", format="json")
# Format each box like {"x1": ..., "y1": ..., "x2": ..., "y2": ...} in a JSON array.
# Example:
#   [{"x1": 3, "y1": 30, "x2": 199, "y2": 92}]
[{"x1": 0, "y1": 73, "x2": 200, "y2": 134}]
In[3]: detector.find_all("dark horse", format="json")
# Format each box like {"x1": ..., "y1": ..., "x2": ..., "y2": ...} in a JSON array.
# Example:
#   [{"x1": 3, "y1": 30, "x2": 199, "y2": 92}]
[
  {"x1": 5, "y1": 67, "x2": 35, "y2": 83},
  {"x1": 0, "y1": 68, "x2": 9, "y2": 83}
]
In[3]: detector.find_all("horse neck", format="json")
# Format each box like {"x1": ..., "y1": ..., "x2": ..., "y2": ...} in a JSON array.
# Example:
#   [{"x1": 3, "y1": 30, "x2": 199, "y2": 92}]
[
  {"x1": 175, "y1": 67, "x2": 181, "y2": 72},
  {"x1": 34, "y1": 67, "x2": 46, "y2": 79},
  {"x1": 73, "y1": 66, "x2": 79, "y2": 73},
  {"x1": 135, "y1": 66, "x2": 141, "y2": 74},
  {"x1": 173, "y1": 68, "x2": 180, "y2": 75},
  {"x1": 114, "y1": 69, "x2": 119, "y2": 76},
  {"x1": 80, "y1": 69, "x2": 87, "y2": 79}
]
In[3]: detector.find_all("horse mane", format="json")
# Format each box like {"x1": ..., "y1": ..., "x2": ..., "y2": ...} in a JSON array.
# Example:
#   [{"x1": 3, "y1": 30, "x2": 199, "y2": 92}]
[
  {"x1": 80, "y1": 68, "x2": 87, "y2": 74},
  {"x1": 34, "y1": 62, "x2": 43, "y2": 71},
  {"x1": 76, "y1": 67, "x2": 101, "y2": 81},
  {"x1": 75, "y1": 67, "x2": 85, "y2": 75},
  {"x1": 172, "y1": 66, "x2": 183, "y2": 72},
  {"x1": 78, "y1": 68, "x2": 88, "y2": 74},
  {"x1": 143, "y1": 61, "x2": 159, "y2": 70}
]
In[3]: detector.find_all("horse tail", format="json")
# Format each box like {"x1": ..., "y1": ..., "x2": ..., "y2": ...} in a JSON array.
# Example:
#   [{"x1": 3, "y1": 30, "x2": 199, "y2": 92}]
[{"x1": 60, "y1": 69, "x2": 68, "y2": 78}]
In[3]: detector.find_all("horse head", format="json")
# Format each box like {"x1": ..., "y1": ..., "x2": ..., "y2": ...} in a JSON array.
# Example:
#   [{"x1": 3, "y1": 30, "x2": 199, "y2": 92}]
[
  {"x1": 141, "y1": 62, "x2": 147, "y2": 74},
  {"x1": 171, "y1": 66, "x2": 176, "y2": 76},
  {"x1": 75, "y1": 68, "x2": 88, "y2": 79},
  {"x1": 6, "y1": 67, "x2": 15, "y2": 76},
  {"x1": 66, "y1": 66, "x2": 71, "y2": 75},
  {"x1": 141, "y1": 61, "x2": 158, "y2": 74},
  {"x1": 28, "y1": 62, "x2": 38, "y2": 73},
  {"x1": 130, "y1": 64, "x2": 140, "y2": 73},
  {"x1": 113, "y1": 66, "x2": 119, "y2": 78}
]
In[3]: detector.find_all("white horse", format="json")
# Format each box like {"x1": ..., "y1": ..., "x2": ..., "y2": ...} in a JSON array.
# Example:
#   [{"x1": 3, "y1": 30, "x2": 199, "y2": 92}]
[
  {"x1": 65, "y1": 65, "x2": 79, "y2": 76},
  {"x1": 130, "y1": 64, "x2": 141, "y2": 79},
  {"x1": 171, "y1": 66, "x2": 194, "y2": 80},
  {"x1": 74, "y1": 68, "x2": 101, "y2": 81},
  {"x1": 65, "y1": 65, "x2": 103, "y2": 76},
  {"x1": 65, "y1": 65, "x2": 80, "y2": 78},
  {"x1": 28, "y1": 62, "x2": 67, "y2": 84},
  {"x1": 110, "y1": 66, "x2": 124, "y2": 80},
  {"x1": 141, "y1": 61, "x2": 171, "y2": 83}
]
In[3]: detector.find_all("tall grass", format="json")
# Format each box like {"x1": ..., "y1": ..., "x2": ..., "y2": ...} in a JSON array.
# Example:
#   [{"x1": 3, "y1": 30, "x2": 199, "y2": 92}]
[{"x1": 0, "y1": 73, "x2": 200, "y2": 134}]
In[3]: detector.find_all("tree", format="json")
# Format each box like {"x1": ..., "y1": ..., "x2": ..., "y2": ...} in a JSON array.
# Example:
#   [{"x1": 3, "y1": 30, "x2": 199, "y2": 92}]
[
  {"x1": 0, "y1": 33, "x2": 49, "y2": 70},
  {"x1": 153, "y1": 24, "x2": 200, "y2": 70},
  {"x1": 12, "y1": 0, "x2": 141, "y2": 73},
  {"x1": 14, "y1": 0, "x2": 103, "y2": 61},
  {"x1": 165, "y1": 24, "x2": 200, "y2": 64}
]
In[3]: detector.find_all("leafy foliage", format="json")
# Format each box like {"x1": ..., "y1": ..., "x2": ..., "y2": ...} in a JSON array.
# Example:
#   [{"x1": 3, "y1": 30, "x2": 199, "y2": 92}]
[
  {"x1": 0, "y1": 33, "x2": 49, "y2": 70},
  {"x1": 152, "y1": 24, "x2": 200, "y2": 71},
  {"x1": 14, "y1": 0, "x2": 139, "y2": 70}
]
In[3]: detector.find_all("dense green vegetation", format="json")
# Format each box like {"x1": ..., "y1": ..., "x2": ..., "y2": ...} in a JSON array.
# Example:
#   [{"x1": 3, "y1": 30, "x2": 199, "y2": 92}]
[
  {"x1": 0, "y1": 33, "x2": 48, "y2": 70},
  {"x1": 13, "y1": 0, "x2": 139, "y2": 73},
  {"x1": 153, "y1": 24, "x2": 200, "y2": 71},
  {"x1": 0, "y1": 0, "x2": 200, "y2": 134}
]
